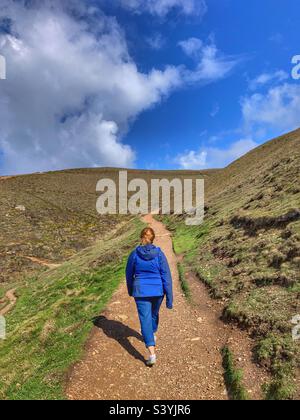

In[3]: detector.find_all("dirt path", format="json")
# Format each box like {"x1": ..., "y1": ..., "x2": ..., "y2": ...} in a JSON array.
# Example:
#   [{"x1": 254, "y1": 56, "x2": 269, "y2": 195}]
[
  {"x1": 66, "y1": 215, "x2": 266, "y2": 400},
  {"x1": 23, "y1": 256, "x2": 61, "y2": 269},
  {"x1": 0, "y1": 289, "x2": 17, "y2": 316},
  {"x1": 0, "y1": 257, "x2": 59, "y2": 317}
]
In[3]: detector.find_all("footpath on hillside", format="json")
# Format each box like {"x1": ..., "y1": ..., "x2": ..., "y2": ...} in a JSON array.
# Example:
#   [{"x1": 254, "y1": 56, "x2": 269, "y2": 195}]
[
  {"x1": 66, "y1": 215, "x2": 266, "y2": 400},
  {"x1": 0, "y1": 289, "x2": 17, "y2": 317}
]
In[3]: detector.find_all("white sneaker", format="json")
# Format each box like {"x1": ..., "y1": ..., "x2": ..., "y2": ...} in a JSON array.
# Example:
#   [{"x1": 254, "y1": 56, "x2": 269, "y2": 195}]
[
  {"x1": 146, "y1": 354, "x2": 157, "y2": 367},
  {"x1": 154, "y1": 334, "x2": 157, "y2": 344}
]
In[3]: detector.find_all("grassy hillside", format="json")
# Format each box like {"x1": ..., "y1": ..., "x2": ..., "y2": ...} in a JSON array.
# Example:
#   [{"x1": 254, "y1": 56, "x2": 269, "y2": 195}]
[
  {"x1": 161, "y1": 128, "x2": 300, "y2": 399},
  {"x1": 1, "y1": 128, "x2": 299, "y2": 400},
  {"x1": 0, "y1": 217, "x2": 144, "y2": 400},
  {"x1": 0, "y1": 168, "x2": 214, "y2": 285},
  {"x1": 0, "y1": 167, "x2": 213, "y2": 399}
]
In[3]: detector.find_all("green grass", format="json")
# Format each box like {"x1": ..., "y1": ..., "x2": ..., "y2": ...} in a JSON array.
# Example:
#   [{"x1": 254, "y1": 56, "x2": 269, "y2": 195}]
[
  {"x1": 159, "y1": 216, "x2": 199, "y2": 255},
  {"x1": 263, "y1": 376, "x2": 296, "y2": 401},
  {"x1": 222, "y1": 346, "x2": 249, "y2": 400},
  {"x1": 177, "y1": 263, "x2": 191, "y2": 301},
  {"x1": 255, "y1": 333, "x2": 297, "y2": 400},
  {"x1": 0, "y1": 218, "x2": 144, "y2": 400},
  {"x1": 1, "y1": 129, "x2": 300, "y2": 399},
  {"x1": 161, "y1": 216, "x2": 213, "y2": 256},
  {"x1": 159, "y1": 130, "x2": 300, "y2": 399}
]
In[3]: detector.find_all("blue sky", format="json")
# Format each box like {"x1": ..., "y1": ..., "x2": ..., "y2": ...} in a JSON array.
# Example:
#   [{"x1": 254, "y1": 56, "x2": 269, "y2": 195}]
[
  {"x1": 0, "y1": 0, "x2": 299, "y2": 174},
  {"x1": 112, "y1": 0, "x2": 300, "y2": 169}
]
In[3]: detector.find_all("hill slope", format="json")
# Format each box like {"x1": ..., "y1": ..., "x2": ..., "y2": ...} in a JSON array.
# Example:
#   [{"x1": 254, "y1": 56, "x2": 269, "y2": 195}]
[
  {"x1": 0, "y1": 218, "x2": 144, "y2": 399},
  {"x1": 0, "y1": 168, "x2": 215, "y2": 286},
  {"x1": 0, "y1": 128, "x2": 299, "y2": 399},
  {"x1": 162, "y1": 128, "x2": 300, "y2": 399}
]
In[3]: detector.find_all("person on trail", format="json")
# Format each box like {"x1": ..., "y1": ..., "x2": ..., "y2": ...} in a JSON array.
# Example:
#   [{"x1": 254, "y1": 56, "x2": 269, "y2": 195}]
[{"x1": 126, "y1": 227, "x2": 173, "y2": 367}]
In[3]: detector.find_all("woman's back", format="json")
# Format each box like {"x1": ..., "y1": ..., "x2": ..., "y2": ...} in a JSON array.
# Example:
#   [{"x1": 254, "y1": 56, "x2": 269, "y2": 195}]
[
  {"x1": 126, "y1": 227, "x2": 174, "y2": 366},
  {"x1": 135, "y1": 244, "x2": 161, "y2": 278},
  {"x1": 126, "y1": 243, "x2": 173, "y2": 308}
]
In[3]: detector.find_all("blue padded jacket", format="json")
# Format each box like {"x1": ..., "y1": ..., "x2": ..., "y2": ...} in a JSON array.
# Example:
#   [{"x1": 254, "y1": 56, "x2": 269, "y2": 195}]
[{"x1": 126, "y1": 244, "x2": 173, "y2": 309}]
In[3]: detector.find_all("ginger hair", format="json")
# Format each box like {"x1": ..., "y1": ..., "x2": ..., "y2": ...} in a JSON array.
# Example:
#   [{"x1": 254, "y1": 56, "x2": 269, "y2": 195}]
[{"x1": 140, "y1": 227, "x2": 155, "y2": 245}]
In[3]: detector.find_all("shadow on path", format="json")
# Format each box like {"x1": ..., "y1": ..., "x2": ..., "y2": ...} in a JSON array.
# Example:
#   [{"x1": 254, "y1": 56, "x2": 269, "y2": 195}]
[{"x1": 92, "y1": 316, "x2": 145, "y2": 363}]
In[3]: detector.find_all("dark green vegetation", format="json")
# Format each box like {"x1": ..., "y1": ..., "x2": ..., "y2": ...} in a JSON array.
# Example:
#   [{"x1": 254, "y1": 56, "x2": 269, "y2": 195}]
[
  {"x1": 0, "y1": 218, "x2": 144, "y2": 400},
  {"x1": 222, "y1": 346, "x2": 249, "y2": 400},
  {"x1": 162, "y1": 128, "x2": 300, "y2": 400},
  {"x1": 177, "y1": 262, "x2": 191, "y2": 301}
]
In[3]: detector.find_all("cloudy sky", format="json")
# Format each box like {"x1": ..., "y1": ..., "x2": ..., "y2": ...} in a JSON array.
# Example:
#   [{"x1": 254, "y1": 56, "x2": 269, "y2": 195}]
[{"x1": 0, "y1": 0, "x2": 299, "y2": 175}]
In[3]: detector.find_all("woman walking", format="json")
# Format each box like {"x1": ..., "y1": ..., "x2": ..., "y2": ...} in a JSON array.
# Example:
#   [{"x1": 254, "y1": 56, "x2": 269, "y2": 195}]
[{"x1": 126, "y1": 227, "x2": 173, "y2": 366}]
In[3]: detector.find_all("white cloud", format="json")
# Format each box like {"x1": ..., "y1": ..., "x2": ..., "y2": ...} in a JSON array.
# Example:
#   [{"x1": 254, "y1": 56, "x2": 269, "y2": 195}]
[
  {"x1": 248, "y1": 70, "x2": 288, "y2": 91},
  {"x1": 179, "y1": 38, "x2": 240, "y2": 83},
  {"x1": 0, "y1": 1, "x2": 239, "y2": 175},
  {"x1": 0, "y1": 1, "x2": 183, "y2": 174},
  {"x1": 178, "y1": 37, "x2": 203, "y2": 58},
  {"x1": 175, "y1": 139, "x2": 257, "y2": 169},
  {"x1": 120, "y1": 0, "x2": 207, "y2": 17},
  {"x1": 146, "y1": 33, "x2": 166, "y2": 50},
  {"x1": 176, "y1": 150, "x2": 207, "y2": 169},
  {"x1": 174, "y1": 69, "x2": 300, "y2": 171},
  {"x1": 242, "y1": 83, "x2": 300, "y2": 132}
]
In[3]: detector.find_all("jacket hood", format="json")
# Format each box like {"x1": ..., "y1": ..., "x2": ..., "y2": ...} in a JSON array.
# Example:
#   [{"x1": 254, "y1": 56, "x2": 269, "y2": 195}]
[{"x1": 136, "y1": 244, "x2": 159, "y2": 261}]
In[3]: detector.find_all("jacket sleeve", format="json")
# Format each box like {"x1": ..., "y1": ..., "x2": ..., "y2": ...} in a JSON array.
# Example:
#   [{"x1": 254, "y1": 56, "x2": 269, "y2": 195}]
[
  {"x1": 126, "y1": 250, "x2": 136, "y2": 297},
  {"x1": 159, "y1": 250, "x2": 173, "y2": 309}
]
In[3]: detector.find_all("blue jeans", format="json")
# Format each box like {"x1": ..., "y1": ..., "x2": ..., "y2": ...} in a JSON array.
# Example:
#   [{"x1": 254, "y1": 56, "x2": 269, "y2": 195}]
[{"x1": 135, "y1": 296, "x2": 164, "y2": 348}]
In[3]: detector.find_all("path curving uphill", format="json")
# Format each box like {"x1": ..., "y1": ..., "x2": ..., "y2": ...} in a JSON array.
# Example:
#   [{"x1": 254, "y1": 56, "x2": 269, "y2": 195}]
[
  {"x1": 0, "y1": 289, "x2": 17, "y2": 316},
  {"x1": 66, "y1": 215, "x2": 233, "y2": 400}
]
